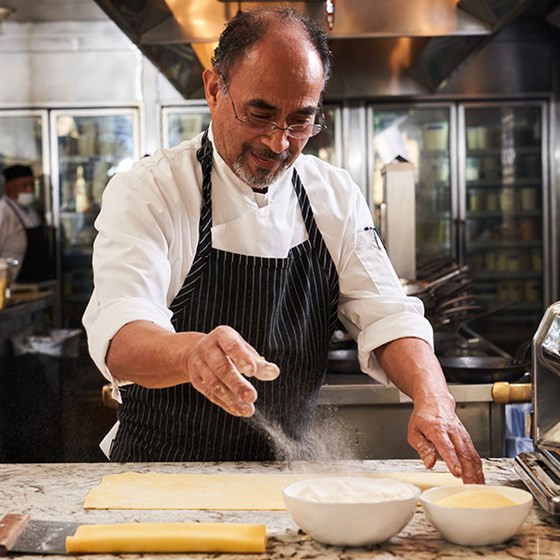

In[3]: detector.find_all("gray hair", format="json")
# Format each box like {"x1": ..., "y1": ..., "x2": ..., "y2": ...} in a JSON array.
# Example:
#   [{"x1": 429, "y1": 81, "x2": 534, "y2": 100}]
[{"x1": 211, "y1": 7, "x2": 332, "y2": 93}]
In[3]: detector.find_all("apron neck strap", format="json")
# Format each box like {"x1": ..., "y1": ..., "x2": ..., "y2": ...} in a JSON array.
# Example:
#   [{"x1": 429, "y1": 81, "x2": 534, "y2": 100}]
[{"x1": 195, "y1": 130, "x2": 213, "y2": 252}]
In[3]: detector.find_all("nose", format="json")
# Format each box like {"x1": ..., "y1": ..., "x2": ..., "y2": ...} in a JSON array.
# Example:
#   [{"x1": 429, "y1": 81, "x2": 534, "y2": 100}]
[{"x1": 260, "y1": 127, "x2": 291, "y2": 153}]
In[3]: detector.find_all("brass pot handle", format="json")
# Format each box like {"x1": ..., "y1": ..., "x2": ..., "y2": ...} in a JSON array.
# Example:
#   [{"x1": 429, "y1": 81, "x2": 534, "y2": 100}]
[
  {"x1": 101, "y1": 384, "x2": 120, "y2": 409},
  {"x1": 491, "y1": 382, "x2": 532, "y2": 404}
]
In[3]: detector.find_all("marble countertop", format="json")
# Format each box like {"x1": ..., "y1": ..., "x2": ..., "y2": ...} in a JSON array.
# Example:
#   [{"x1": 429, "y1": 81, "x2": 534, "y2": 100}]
[{"x1": 1, "y1": 459, "x2": 558, "y2": 559}]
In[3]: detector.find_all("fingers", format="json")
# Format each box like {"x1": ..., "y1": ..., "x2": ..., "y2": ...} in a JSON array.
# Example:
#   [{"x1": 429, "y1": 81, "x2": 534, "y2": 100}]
[
  {"x1": 431, "y1": 424, "x2": 485, "y2": 484},
  {"x1": 216, "y1": 330, "x2": 279, "y2": 381},
  {"x1": 185, "y1": 326, "x2": 280, "y2": 417},
  {"x1": 411, "y1": 434, "x2": 438, "y2": 470},
  {"x1": 449, "y1": 429, "x2": 485, "y2": 484},
  {"x1": 408, "y1": 411, "x2": 485, "y2": 485},
  {"x1": 253, "y1": 357, "x2": 280, "y2": 381},
  {"x1": 189, "y1": 353, "x2": 257, "y2": 417},
  {"x1": 191, "y1": 371, "x2": 255, "y2": 417}
]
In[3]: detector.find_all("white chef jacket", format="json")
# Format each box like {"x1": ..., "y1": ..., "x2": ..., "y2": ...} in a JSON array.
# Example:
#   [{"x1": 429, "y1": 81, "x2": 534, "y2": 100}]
[
  {"x1": 83, "y1": 127, "x2": 433, "y2": 398},
  {"x1": 0, "y1": 195, "x2": 41, "y2": 278}
]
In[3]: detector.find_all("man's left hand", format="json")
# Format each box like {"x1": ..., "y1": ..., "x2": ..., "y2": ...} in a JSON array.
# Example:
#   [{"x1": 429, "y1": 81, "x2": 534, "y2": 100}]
[{"x1": 408, "y1": 393, "x2": 485, "y2": 484}]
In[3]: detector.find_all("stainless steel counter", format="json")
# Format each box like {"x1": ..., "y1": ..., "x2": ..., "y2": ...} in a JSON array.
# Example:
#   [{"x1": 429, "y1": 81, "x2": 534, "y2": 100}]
[
  {"x1": 317, "y1": 373, "x2": 508, "y2": 459},
  {"x1": 319, "y1": 373, "x2": 499, "y2": 404},
  {"x1": 0, "y1": 291, "x2": 55, "y2": 347}
]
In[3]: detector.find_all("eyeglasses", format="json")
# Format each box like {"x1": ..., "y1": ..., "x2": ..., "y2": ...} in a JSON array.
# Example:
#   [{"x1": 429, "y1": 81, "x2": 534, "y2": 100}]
[{"x1": 220, "y1": 78, "x2": 326, "y2": 140}]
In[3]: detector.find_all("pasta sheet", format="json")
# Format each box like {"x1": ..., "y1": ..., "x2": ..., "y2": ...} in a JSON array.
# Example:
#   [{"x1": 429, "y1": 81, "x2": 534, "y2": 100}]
[{"x1": 84, "y1": 471, "x2": 462, "y2": 511}]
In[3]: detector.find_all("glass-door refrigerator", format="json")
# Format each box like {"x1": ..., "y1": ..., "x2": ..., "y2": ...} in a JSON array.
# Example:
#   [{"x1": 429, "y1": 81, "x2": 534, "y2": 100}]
[
  {"x1": 50, "y1": 109, "x2": 140, "y2": 328},
  {"x1": 459, "y1": 102, "x2": 549, "y2": 350},
  {"x1": 162, "y1": 105, "x2": 211, "y2": 148},
  {"x1": 162, "y1": 104, "x2": 341, "y2": 166},
  {"x1": 302, "y1": 105, "x2": 341, "y2": 165},
  {"x1": 368, "y1": 104, "x2": 455, "y2": 266},
  {"x1": 0, "y1": 110, "x2": 51, "y2": 224}
]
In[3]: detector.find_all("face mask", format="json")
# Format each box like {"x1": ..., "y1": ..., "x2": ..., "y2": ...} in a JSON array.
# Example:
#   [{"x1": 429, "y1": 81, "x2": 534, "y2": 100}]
[{"x1": 17, "y1": 192, "x2": 35, "y2": 207}]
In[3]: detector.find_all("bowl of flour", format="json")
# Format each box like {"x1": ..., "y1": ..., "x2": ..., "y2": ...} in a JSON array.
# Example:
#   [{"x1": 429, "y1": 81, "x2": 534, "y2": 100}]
[{"x1": 282, "y1": 476, "x2": 420, "y2": 546}]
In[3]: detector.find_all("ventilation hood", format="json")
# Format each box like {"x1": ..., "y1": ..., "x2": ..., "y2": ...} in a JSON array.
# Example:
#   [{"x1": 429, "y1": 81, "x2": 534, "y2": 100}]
[{"x1": 91, "y1": 0, "x2": 551, "y2": 99}]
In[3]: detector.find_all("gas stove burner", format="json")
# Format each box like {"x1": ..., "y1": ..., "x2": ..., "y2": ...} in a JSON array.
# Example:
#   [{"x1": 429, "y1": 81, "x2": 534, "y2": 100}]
[{"x1": 515, "y1": 450, "x2": 560, "y2": 517}]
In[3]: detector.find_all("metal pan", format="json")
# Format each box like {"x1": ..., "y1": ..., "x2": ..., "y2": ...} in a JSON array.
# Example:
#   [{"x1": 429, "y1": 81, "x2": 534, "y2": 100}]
[
  {"x1": 327, "y1": 349, "x2": 360, "y2": 373},
  {"x1": 438, "y1": 340, "x2": 532, "y2": 384},
  {"x1": 438, "y1": 355, "x2": 530, "y2": 384}
]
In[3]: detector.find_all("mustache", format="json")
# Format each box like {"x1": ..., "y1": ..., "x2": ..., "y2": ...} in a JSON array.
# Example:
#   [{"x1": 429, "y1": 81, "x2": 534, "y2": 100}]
[{"x1": 244, "y1": 144, "x2": 291, "y2": 163}]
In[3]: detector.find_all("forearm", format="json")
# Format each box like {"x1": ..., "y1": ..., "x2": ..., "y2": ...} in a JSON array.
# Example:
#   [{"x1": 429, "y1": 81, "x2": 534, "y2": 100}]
[
  {"x1": 374, "y1": 337, "x2": 453, "y2": 406},
  {"x1": 106, "y1": 320, "x2": 203, "y2": 388},
  {"x1": 105, "y1": 320, "x2": 280, "y2": 417},
  {"x1": 375, "y1": 336, "x2": 484, "y2": 483}
]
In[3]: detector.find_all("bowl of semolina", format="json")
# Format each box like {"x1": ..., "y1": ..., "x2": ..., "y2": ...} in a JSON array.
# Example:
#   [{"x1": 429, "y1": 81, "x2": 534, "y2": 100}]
[{"x1": 420, "y1": 484, "x2": 533, "y2": 546}]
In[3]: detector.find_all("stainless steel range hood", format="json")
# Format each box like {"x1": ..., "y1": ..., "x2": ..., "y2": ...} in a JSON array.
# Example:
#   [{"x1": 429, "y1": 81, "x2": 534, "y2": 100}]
[{"x1": 91, "y1": 0, "x2": 539, "y2": 99}]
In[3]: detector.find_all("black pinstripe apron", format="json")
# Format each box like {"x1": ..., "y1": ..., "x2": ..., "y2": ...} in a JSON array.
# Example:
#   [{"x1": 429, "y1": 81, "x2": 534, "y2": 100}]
[{"x1": 111, "y1": 131, "x2": 339, "y2": 462}]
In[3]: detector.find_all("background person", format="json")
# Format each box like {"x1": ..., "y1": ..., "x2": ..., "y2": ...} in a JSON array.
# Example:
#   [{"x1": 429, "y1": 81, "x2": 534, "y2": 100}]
[
  {"x1": 83, "y1": 7, "x2": 484, "y2": 483},
  {"x1": 0, "y1": 164, "x2": 53, "y2": 283}
]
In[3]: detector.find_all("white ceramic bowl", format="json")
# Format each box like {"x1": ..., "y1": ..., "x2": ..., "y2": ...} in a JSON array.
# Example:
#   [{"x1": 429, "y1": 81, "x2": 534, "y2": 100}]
[
  {"x1": 282, "y1": 476, "x2": 421, "y2": 547},
  {"x1": 421, "y1": 484, "x2": 533, "y2": 546}
]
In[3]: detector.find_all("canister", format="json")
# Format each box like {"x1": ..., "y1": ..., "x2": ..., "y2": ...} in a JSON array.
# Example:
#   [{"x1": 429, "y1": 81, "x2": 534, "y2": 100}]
[
  {"x1": 423, "y1": 122, "x2": 448, "y2": 151},
  {"x1": 486, "y1": 192, "x2": 499, "y2": 211},
  {"x1": 532, "y1": 250, "x2": 543, "y2": 272},
  {"x1": 500, "y1": 190, "x2": 516, "y2": 212},
  {"x1": 524, "y1": 280, "x2": 541, "y2": 302},
  {"x1": 520, "y1": 219, "x2": 536, "y2": 241},
  {"x1": 0, "y1": 261, "x2": 7, "y2": 310},
  {"x1": 508, "y1": 281, "x2": 524, "y2": 302},
  {"x1": 497, "y1": 282, "x2": 510, "y2": 302},
  {"x1": 507, "y1": 254, "x2": 521, "y2": 272},
  {"x1": 520, "y1": 187, "x2": 537, "y2": 211},
  {"x1": 0, "y1": 258, "x2": 18, "y2": 310},
  {"x1": 469, "y1": 189, "x2": 484, "y2": 211}
]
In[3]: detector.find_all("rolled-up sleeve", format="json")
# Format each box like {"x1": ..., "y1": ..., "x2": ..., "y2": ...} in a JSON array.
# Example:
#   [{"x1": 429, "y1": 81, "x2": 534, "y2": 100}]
[
  {"x1": 328, "y1": 178, "x2": 433, "y2": 385},
  {"x1": 82, "y1": 155, "x2": 200, "y2": 390}
]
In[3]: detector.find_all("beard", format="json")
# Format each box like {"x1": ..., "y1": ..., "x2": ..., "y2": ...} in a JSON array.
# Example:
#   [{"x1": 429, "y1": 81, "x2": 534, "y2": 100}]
[{"x1": 233, "y1": 142, "x2": 294, "y2": 190}]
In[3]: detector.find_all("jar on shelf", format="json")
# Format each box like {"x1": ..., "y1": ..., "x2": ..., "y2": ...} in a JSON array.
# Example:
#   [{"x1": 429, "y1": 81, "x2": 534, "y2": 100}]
[
  {"x1": 468, "y1": 189, "x2": 485, "y2": 211},
  {"x1": 520, "y1": 187, "x2": 537, "y2": 211},
  {"x1": 524, "y1": 279, "x2": 541, "y2": 302}
]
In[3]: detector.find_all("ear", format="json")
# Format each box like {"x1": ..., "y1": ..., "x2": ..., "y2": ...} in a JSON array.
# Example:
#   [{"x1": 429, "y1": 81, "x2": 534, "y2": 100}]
[
  {"x1": 4, "y1": 182, "x2": 16, "y2": 199},
  {"x1": 203, "y1": 68, "x2": 221, "y2": 112}
]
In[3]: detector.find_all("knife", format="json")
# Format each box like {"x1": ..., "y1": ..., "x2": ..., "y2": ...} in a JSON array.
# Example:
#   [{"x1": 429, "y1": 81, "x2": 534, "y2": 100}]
[
  {"x1": 0, "y1": 513, "x2": 268, "y2": 555},
  {"x1": 0, "y1": 514, "x2": 79, "y2": 555}
]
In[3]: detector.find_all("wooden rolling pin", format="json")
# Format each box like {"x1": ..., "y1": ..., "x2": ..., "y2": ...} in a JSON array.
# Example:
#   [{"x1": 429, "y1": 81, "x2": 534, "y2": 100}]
[{"x1": 491, "y1": 382, "x2": 532, "y2": 404}]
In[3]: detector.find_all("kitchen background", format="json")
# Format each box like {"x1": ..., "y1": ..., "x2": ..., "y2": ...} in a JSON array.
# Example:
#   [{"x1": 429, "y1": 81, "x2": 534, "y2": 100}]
[{"x1": 0, "y1": 0, "x2": 558, "y2": 462}]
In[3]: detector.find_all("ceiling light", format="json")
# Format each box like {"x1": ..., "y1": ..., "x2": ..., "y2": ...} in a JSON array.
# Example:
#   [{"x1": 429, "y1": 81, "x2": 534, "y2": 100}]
[{"x1": 0, "y1": 6, "x2": 14, "y2": 22}]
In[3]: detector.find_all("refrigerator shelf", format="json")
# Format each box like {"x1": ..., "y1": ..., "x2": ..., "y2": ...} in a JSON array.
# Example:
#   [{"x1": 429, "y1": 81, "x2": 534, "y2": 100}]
[
  {"x1": 466, "y1": 210, "x2": 542, "y2": 219},
  {"x1": 471, "y1": 270, "x2": 542, "y2": 280},
  {"x1": 466, "y1": 178, "x2": 542, "y2": 188},
  {"x1": 466, "y1": 240, "x2": 541, "y2": 250}
]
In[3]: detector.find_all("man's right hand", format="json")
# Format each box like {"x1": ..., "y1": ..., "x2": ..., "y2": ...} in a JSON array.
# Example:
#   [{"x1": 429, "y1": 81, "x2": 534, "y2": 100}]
[{"x1": 184, "y1": 325, "x2": 280, "y2": 417}]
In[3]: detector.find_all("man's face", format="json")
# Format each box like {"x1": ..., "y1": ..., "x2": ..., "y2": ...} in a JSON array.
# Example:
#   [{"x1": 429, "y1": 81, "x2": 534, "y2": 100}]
[
  {"x1": 4, "y1": 176, "x2": 34, "y2": 200},
  {"x1": 204, "y1": 29, "x2": 324, "y2": 190}
]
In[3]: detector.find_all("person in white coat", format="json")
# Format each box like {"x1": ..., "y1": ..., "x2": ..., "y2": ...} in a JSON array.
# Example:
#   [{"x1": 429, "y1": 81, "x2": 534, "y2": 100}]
[
  {"x1": 0, "y1": 164, "x2": 52, "y2": 283},
  {"x1": 83, "y1": 7, "x2": 484, "y2": 483}
]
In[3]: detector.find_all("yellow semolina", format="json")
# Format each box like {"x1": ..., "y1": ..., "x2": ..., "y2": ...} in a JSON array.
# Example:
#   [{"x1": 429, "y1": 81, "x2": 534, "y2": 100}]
[{"x1": 436, "y1": 490, "x2": 518, "y2": 509}]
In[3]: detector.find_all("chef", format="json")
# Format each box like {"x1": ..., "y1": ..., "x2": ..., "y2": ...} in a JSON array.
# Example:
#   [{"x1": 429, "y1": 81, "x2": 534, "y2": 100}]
[
  {"x1": 0, "y1": 164, "x2": 52, "y2": 283},
  {"x1": 83, "y1": 7, "x2": 484, "y2": 483}
]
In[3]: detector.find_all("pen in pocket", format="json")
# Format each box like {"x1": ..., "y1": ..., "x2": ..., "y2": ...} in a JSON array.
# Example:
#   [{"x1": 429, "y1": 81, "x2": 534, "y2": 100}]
[{"x1": 363, "y1": 226, "x2": 387, "y2": 250}]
